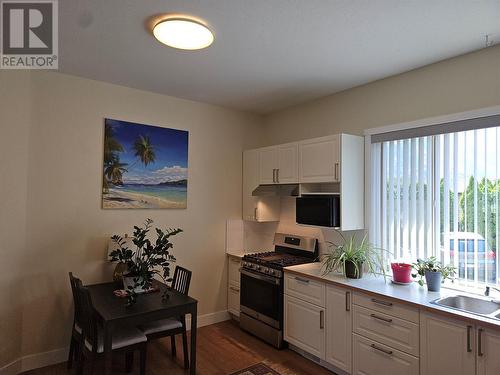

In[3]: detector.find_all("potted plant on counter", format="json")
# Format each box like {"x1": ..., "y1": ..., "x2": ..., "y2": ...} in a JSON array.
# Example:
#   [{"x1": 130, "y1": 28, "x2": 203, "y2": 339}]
[
  {"x1": 321, "y1": 233, "x2": 387, "y2": 279},
  {"x1": 109, "y1": 218, "x2": 182, "y2": 304},
  {"x1": 411, "y1": 257, "x2": 455, "y2": 292}
]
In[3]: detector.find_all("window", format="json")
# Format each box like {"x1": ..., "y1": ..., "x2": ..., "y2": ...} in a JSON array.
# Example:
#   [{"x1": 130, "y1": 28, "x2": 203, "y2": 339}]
[{"x1": 371, "y1": 126, "x2": 500, "y2": 287}]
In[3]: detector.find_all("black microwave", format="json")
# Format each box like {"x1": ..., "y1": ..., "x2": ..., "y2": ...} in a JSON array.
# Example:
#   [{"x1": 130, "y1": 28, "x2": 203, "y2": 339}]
[{"x1": 296, "y1": 195, "x2": 340, "y2": 227}]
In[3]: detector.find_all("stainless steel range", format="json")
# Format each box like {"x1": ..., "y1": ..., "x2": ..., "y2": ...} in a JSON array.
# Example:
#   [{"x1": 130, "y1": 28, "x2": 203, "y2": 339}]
[{"x1": 239, "y1": 233, "x2": 318, "y2": 348}]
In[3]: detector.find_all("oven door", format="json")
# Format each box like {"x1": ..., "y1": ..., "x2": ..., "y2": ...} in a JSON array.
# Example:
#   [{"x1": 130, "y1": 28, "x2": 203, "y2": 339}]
[{"x1": 240, "y1": 268, "x2": 283, "y2": 329}]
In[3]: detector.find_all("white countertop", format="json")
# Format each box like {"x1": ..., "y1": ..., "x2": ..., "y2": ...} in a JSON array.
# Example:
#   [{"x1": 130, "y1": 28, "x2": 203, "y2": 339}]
[
  {"x1": 226, "y1": 250, "x2": 245, "y2": 258},
  {"x1": 285, "y1": 262, "x2": 500, "y2": 329}
]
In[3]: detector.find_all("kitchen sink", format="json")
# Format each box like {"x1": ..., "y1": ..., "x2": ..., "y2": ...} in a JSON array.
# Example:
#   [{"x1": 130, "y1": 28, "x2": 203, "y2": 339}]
[{"x1": 432, "y1": 295, "x2": 500, "y2": 320}]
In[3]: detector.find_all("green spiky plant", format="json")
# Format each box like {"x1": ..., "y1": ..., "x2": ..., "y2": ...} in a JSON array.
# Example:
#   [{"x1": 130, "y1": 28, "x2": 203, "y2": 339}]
[
  {"x1": 109, "y1": 218, "x2": 182, "y2": 305},
  {"x1": 321, "y1": 232, "x2": 388, "y2": 279}
]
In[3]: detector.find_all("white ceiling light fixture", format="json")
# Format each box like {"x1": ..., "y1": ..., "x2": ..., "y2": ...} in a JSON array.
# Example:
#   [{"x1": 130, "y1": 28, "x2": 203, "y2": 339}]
[{"x1": 152, "y1": 15, "x2": 214, "y2": 50}]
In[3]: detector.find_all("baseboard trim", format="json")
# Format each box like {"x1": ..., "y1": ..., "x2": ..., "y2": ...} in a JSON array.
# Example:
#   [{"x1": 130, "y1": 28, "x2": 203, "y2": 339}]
[{"x1": 0, "y1": 310, "x2": 231, "y2": 375}]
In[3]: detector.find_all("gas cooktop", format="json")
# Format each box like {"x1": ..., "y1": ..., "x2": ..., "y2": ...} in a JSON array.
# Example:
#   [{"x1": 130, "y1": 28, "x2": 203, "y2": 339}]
[{"x1": 242, "y1": 251, "x2": 316, "y2": 269}]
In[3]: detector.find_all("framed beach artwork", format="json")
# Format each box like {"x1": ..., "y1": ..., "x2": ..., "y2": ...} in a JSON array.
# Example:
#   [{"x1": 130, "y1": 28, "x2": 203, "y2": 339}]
[{"x1": 102, "y1": 118, "x2": 188, "y2": 209}]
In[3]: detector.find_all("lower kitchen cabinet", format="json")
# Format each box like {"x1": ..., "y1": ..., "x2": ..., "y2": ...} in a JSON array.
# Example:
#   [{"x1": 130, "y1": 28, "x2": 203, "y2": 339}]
[
  {"x1": 477, "y1": 327, "x2": 500, "y2": 375},
  {"x1": 352, "y1": 333, "x2": 419, "y2": 375},
  {"x1": 227, "y1": 282, "x2": 240, "y2": 316},
  {"x1": 284, "y1": 294, "x2": 325, "y2": 359},
  {"x1": 325, "y1": 285, "x2": 352, "y2": 373},
  {"x1": 420, "y1": 312, "x2": 475, "y2": 375}
]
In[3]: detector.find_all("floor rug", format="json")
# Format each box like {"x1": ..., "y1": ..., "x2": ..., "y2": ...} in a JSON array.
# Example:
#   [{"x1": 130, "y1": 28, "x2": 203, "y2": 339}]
[{"x1": 230, "y1": 362, "x2": 282, "y2": 375}]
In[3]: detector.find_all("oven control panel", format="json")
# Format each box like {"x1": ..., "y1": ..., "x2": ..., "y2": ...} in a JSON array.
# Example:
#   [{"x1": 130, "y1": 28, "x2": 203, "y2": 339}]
[{"x1": 241, "y1": 261, "x2": 282, "y2": 278}]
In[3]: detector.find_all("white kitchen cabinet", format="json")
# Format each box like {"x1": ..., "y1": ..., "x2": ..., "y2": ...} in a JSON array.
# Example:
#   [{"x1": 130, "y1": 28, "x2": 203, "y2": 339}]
[
  {"x1": 227, "y1": 255, "x2": 241, "y2": 317},
  {"x1": 299, "y1": 135, "x2": 340, "y2": 183},
  {"x1": 420, "y1": 312, "x2": 475, "y2": 375},
  {"x1": 242, "y1": 150, "x2": 279, "y2": 222},
  {"x1": 477, "y1": 327, "x2": 500, "y2": 375},
  {"x1": 352, "y1": 333, "x2": 419, "y2": 375},
  {"x1": 325, "y1": 285, "x2": 352, "y2": 373},
  {"x1": 284, "y1": 294, "x2": 325, "y2": 359},
  {"x1": 259, "y1": 146, "x2": 278, "y2": 184},
  {"x1": 258, "y1": 143, "x2": 298, "y2": 185},
  {"x1": 277, "y1": 143, "x2": 299, "y2": 183}
]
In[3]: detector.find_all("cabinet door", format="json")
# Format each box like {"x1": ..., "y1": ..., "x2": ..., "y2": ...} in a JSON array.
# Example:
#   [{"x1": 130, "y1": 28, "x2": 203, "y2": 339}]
[
  {"x1": 259, "y1": 147, "x2": 278, "y2": 184},
  {"x1": 243, "y1": 150, "x2": 280, "y2": 222},
  {"x1": 420, "y1": 312, "x2": 475, "y2": 375},
  {"x1": 325, "y1": 285, "x2": 352, "y2": 373},
  {"x1": 352, "y1": 333, "x2": 419, "y2": 375},
  {"x1": 477, "y1": 327, "x2": 500, "y2": 375},
  {"x1": 227, "y1": 282, "x2": 240, "y2": 317},
  {"x1": 284, "y1": 294, "x2": 325, "y2": 359},
  {"x1": 277, "y1": 143, "x2": 298, "y2": 184},
  {"x1": 299, "y1": 135, "x2": 340, "y2": 183}
]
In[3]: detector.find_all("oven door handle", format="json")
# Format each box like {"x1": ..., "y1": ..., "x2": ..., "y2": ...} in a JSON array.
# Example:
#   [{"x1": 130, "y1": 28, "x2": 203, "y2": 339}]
[{"x1": 240, "y1": 268, "x2": 281, "y2": 285}]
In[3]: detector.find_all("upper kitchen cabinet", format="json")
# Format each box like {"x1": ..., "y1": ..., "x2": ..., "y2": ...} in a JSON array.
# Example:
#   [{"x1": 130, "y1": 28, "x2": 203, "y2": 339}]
[
  {"x1": 299, "y1": 135, "x2": 341, "y2": 183},
  {"x1": 259, "y1": 143, "x2": 299, "y2": 184},
  {"x1": 243, "y1": 150, "x2": 280, "y2": 222}
]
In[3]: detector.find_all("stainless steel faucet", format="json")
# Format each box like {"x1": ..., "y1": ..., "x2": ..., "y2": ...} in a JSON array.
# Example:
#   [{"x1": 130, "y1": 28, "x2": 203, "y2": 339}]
[{"x1": 484, "y1": 286, "x2": 500, "y2": 296}]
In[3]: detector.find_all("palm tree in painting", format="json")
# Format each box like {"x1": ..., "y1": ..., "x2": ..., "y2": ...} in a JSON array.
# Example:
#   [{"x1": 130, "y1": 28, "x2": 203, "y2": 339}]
[
  {"x1": 133, "y1": 135, "x2": 156, "y2": 167},
  {"x1": 104, "y1": 158, "x2": 128, "y2": 186},
  {"x1": 104, "y1": 124, "x2": 123, "y2": 164}
]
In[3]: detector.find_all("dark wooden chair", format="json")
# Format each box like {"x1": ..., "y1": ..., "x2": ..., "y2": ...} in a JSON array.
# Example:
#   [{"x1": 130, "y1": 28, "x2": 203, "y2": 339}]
[
  {"x1": 138, "y1": 266, "x2": 192, "y2": 369},
  {"x1": 68, "y1": 272, "x2": 84, "y2": 369},
  {"x1": 76, "y1": 284, "x2": 148, "y2": 375}
]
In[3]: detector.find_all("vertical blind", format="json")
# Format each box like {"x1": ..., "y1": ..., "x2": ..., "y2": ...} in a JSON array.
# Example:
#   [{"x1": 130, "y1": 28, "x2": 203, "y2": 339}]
[{"x1": 371, "y1": 127, "x2": 500, "y2": 287}]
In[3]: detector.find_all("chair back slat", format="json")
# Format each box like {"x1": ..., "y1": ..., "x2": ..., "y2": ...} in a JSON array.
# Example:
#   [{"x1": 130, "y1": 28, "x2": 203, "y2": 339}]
[
  {"x1": 77, "y1": 284, "x2": 99, "y2": 353},
  {"x1": 172, "y1": 266, "x2": 192, "y2": 295},
  {"x1": 69, "y1": 272, "x2": 83, "y2": 326}
]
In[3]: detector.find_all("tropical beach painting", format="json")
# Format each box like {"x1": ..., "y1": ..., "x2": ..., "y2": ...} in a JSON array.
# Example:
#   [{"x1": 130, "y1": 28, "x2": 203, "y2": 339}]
[{"x1": 102, "y1": 118, "x2": 188, "y2": 209}]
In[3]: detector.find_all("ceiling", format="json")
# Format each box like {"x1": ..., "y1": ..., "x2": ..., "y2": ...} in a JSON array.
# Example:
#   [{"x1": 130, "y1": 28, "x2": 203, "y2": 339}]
[{"x1": 59, "y1": 1, "x2": 500, "y2": 114}]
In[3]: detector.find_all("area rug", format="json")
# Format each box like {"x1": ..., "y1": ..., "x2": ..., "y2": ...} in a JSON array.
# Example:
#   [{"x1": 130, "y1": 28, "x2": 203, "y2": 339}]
[{"x1": 230, "y1": 362, "x2": 282, "y2": 375}]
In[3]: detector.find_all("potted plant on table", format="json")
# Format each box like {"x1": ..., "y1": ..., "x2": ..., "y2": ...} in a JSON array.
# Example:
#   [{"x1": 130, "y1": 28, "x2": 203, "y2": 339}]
[
  {"x1": 321, "y1": 233, "x2": 387, "y2": 280},
  {"x1": 109, "y1": 218, "x2": 182, "y2": 305},
  {"x1": 411, "y1": 257, "x2": 455, "y2": 292}
]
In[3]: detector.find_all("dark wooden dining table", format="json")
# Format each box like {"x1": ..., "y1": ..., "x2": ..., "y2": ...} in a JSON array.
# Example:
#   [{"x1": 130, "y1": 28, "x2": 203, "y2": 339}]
[{"x1": 86, "y1": 280, "x2": 198, "y2": 375}]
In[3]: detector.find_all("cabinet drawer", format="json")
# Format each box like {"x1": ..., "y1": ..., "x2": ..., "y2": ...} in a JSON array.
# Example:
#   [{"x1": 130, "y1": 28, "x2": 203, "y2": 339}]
[
  {"x1": 285, "y1": 273, "x2": 325, "y2": 307},
  {"x1": 353, "y1": 305, "x2": 419, "y2": 356},
  {"x1": 228, "y1": 256, "x2": 241, "y2": 285},
  {"x1": 228, "y1": 281, "x2": 240, "y2": 316},
  {"x1": 352, "y1": 333, "x2": 419, "y2": 375},
  {"x1": 353, "y1": 292, "x2": 419, "y2": 323}
]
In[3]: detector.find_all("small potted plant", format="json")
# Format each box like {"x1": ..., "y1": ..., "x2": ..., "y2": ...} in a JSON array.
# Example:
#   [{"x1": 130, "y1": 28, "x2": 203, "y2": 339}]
[
  {"x1": 411, "y1": 257, "x2": 455, "y2": 292},
  {"x1": 109, "y1": 218, "x2": 182, "y2": 304},
  {"x1": 322, "y1": 233, "x2": 387, "y2": 279}
]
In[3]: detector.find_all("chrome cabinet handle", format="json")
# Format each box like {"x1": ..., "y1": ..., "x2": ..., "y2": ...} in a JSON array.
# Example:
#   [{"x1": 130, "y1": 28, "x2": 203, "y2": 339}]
[
  {"x1": 254, "y1": 207, "x2": 258, "y2": 221},
  {"x1": 320, "y1": 310, "x2": 324, "y2": 329},
  {"x1": 334, "y1": 162, "x2": 339, "y2": 180},
  {"x1": 370, "y1": 313, "x2": 393, "y2": 323},
  {"x1": 229, "y1": 286, "x2": 240, "y2": 292},
  {"x1": 276, "y1": 169, "x2": 280, "y2": 183},
  {"x1": 371, "y1": 343, "x2": 393, "y2": 355},
  {"x1": 272, "y1": 169, "x2": 276, "y2": 183},
  {"x1": 345, "y1": 291, "x2": 351, "y2": 312},
  {"x1": 478, "y1": 328, "x2": 484, "y2": 357},
  {"x1": 467, "y1": 325, "x2": 472, "y2": 352},
  {"x1": 294, "y1": 277, "x2": 310, "y2": 284},
  {"x1": 371, "y1": 298, "x2": 393, "y2": 307}
]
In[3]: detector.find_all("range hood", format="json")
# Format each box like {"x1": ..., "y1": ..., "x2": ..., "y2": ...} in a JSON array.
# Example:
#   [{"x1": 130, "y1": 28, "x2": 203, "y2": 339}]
[{"x1": 252, "y1": 184, "x2": 299, "y2": 197}]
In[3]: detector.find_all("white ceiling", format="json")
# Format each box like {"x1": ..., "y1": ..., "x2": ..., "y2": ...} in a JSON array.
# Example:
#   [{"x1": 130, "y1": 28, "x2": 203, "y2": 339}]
[{"x1": 59, "y1": 0, "x2": 500, "y2": 114}]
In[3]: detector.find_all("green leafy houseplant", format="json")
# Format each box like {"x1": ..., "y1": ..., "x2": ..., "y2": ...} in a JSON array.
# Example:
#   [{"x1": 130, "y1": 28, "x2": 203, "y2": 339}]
[
  {"x1": 321, "y1": 233, "x2": 387, "y2": 279},
  {"x1": 411, "y1": 257, "x2": 456, "y2": 290},
  {"x1": 109, "y1": 218, "x2": 182, "y2": 305}
]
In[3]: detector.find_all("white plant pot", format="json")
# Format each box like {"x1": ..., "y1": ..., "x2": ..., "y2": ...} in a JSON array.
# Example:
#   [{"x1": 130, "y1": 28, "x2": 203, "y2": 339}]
[{"x1": 122, "y1": 275, "x2": 147, "y2": 294}]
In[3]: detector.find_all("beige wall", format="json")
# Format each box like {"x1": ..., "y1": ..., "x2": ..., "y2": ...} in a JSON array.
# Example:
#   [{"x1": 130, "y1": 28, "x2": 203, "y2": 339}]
[
  {"x1": 0, "y1": 71, "x2": 263, "y2": 367},
  {"x1": 0, "y1": 71, "x2": 31, "y2": 367},
  {"x1": 262, "y1": 45, "x2": 500, "y2": 247},
  {"x1": 263, "y1": 45, "x2": 500, "y2": 144}
]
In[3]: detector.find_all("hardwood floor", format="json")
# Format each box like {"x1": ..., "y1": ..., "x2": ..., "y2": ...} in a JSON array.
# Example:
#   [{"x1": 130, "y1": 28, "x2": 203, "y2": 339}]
[{"x1": 23, "y1": 320, "x2": 333, "y2": 375}]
